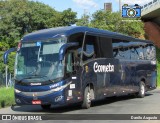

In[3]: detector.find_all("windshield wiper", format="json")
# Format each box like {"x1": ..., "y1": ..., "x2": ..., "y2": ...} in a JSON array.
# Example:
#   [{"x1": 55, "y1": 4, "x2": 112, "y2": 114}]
[
  {"x1": 15, "y1": 75, "x2": 52, "y2": 83},
  {"x1": 15, "y1": 75, "x2": 38, "y2": 83}
]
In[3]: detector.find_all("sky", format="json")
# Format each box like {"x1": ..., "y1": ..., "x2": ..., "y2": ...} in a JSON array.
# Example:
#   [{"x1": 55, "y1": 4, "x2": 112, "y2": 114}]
[{"x1": 32, "y1": 0, "x2": 152, "y2": 18}]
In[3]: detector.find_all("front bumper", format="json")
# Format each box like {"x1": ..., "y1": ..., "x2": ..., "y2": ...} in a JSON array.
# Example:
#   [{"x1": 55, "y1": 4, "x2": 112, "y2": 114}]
[{"x1": 15, "y1": 90, "x2": 66, "y2": 106}]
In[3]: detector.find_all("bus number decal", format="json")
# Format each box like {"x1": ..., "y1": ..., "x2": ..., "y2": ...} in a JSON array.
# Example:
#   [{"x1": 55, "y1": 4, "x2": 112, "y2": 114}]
[{"x1": 70, "y1": 84, "x2": 75, "y2": 89}]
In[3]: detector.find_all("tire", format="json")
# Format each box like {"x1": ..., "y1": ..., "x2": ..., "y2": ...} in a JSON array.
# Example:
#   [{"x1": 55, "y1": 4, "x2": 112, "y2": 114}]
[
  {"x1": 81, "y1": 86, "x2": 94, "y2": 109},
  {"x1": 137, "y1": 81, "x2": 145, "y2": 98},
  {"x1": 41, "y1": 104, "x2": 51, "y2": 110}
]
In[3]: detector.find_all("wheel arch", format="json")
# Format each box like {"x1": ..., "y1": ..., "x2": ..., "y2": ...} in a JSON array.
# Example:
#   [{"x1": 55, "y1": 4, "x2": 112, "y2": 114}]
[{"x1": 140, "y1": 77, "x2": 146, "y2": 83}]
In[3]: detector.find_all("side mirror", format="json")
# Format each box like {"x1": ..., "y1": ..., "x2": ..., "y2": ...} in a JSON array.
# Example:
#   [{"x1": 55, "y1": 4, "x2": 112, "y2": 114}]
[
  {"x1": 3, "y1": 48, "x2": 17, "y2": 64},
  {"x1": 59, "y1": 42, "x2": 79, "y2": 61}
]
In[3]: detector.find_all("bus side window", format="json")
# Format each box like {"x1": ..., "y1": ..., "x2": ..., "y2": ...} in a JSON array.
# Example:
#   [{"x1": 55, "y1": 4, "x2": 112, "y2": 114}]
[
  {"x1": 113, "y1": 48, "x2": 121, "y2": 59},
  {"x1": 150, "y1": 45, "x2": 156, "y2": 60},
  {"x1": 136, "y1": 46, "x2": 144, "y2": 60},
  {"x1": 77, "y1": 47, "x2": 82, "y2": 57},
  {"x1": 113, "y1": 48, "x2": 118, "y2": 58},
  {"x1": 123, "y1": 47, "x2": 130, "y2": 60},
  {"x1": 99, "y1": 37, "x2": 113, "y2": 58},
  {"x1": 66, "y1": 52, "x2": 73, "y2": 73},
  {"x1": 145, "y1": 45, "x2": 156, "y2": 60},
  {"x1": 130, "y1": 48, "x2": 134, "y2": 59},
  {"x1": 118, "y1": 47, "x2": 125, "y2": 59},
  {"x1": 143, "y1": 45, "x2": 151, "y2": 60},
  {"x1": 82, "y1": 35, "x2": 95, "y2": 62},
  {"x1": 135, "y1": 48, "x2": 139, "y2": 60},
  {"x1": 114, "y1": 47, "x2": 125, "y2": 59}
]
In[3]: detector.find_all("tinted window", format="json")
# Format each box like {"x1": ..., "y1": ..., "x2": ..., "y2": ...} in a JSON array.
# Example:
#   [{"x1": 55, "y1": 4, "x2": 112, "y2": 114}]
[
  {"x1": 113, "y1": 48, "x2": 118, "y2": 58},
  {"x1": 135, "y1": 46, "x2": 144, "y2": 60},
  {"x1": 112, "y1": 40, "x2": 130, "y2": 59},
  {"x1": 144, "y1": 45, "x2": 156, "y2": 60},
  {"x1": 123, "y1": 47, "x2": 130, "y2": 59},
  {"x1": 113, "y1": 48, "x2": 125, "y2": 59},
  {"x1": 118, "y1": 47, "x2": 125, "y2": 59},
  {"x1": 130, "y1": 48, "x2": 139, "y2": 60},
  {"x1": 86, "y1": 44, "x2": 94, "y2": 54},
  {"x1": 82, "y1": 35, "x2": 95, "y2": 61},
  {"x1": 66, "y1": 52, "x2": 73, "y2": 73},
  {"x1": 99, "y1": 37, "x2": 113, "y2": 58},
  {"x1": 150, "y1": 46, "x2": 156, "y2": 60},
  {"x1": 69, "y1": 33, "x2": 84, "y2": 59}
]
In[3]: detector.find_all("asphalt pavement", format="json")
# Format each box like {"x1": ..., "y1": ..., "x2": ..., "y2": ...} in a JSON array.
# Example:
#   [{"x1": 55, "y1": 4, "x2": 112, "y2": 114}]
[{"x1": 0, "y1": 88, "x2": 160, "y2": 123}]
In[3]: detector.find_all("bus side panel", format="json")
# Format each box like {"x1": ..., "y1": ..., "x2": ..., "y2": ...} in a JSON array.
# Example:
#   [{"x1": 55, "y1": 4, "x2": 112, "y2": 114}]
[
  {"x1": 81, "y1": 58, "x2": 119, "y2": 100},
  {"x1": 118, "y1": 60, "x2": 138, "y2": 93},
  {"x1": 134, "y1": 60, "x2": 156, "y2": 91},
  {"x1": 81, "y1": 59, "x2": 104, "y2": 100}
]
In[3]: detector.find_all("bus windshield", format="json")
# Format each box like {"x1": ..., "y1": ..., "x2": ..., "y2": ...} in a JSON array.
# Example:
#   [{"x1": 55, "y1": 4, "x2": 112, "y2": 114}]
[{"x1": 15, "y1": 37, "x2": 66, "y2": 83}]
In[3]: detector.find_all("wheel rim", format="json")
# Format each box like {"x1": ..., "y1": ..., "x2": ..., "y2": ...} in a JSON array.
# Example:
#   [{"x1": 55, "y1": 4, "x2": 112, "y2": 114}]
[
  {"x1": 141, "y1": 84, "x2": 145, "y2": 95},
  {"x1": 87, "y1": 90, "x2": 91, "y2": 103}
]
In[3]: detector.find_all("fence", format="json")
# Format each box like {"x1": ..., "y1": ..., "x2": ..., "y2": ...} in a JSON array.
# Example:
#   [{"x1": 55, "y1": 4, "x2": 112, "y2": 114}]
[
  {"x1": 0, "y1": 73, "x2": 4, "y2": 86},
  {"x1": 0, "y1": 72, "x2": 14, "y2": 87}
]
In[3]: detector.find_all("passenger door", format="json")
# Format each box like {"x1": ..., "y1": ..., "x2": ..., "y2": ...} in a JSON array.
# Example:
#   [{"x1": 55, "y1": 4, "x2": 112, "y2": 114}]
[{"x1": 65, "y1": 50, "x2": 82, "y2": 100}]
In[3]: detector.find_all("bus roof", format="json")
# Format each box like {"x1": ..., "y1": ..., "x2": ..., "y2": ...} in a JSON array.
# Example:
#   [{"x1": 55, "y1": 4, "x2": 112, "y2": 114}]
[{"x1": 22, "y1": 26, "x2": 152, "y2": 43}]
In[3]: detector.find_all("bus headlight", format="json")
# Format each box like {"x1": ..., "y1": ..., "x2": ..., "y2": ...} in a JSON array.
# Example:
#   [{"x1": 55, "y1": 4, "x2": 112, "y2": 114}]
[{"x1": 15, "y1": 89, "x2": 21, "y2": 93}]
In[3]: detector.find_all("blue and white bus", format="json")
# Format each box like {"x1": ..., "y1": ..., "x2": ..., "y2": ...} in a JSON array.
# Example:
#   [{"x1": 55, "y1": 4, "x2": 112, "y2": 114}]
[{"x1": 4, "y1": 26, "x2": 157, "y2": 109}]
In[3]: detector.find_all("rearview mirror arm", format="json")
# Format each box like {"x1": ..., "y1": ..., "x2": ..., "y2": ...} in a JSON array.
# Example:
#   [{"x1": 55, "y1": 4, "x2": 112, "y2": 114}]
[
  {"x1": 59, "y1": 42, "x2": 79, "y2": 61},
  {"x1": 3, "y1": 48, "x2": 17, "y2": 64}
]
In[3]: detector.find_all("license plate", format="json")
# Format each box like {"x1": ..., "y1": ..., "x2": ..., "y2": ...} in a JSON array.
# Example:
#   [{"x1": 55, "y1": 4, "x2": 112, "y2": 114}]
[{"x1": 32, "y1": 100, "x2": 41, "y2": 104}]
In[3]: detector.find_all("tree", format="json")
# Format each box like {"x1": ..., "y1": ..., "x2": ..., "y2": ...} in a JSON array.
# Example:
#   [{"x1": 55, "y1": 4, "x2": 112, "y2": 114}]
[
  {"x1": 0, "y1": 0, "x2": 77, "y2": 49},
  {"x1": 77, "y1": 10, "x2": 144, "y2": 38},
  {"x1": 60, "y1": 8, "x2": 77, "y2": 26},
  {"x1": 0, "y1": 0, "x2": 77, "y2": 75},
  {"x1": 76, "y1": 13, "x2": 90, "y2": 26}
]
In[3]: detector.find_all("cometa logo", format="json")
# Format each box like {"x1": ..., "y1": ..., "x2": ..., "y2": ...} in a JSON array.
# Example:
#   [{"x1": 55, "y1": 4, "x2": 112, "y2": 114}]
[{"x1": 93, "y1": 62, "x2": 114, "y2": 73}]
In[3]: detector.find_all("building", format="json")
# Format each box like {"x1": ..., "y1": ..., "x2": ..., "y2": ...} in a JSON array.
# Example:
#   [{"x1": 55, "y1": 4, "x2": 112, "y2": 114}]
[{"x1": 104, "y1": 3, "x2": 112, "y2": 11}]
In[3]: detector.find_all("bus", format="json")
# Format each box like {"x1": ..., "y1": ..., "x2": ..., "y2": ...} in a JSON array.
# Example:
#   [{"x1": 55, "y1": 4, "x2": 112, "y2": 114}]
[{"x1": 3, "y1": 26, "x2": 157, "y2": 109}]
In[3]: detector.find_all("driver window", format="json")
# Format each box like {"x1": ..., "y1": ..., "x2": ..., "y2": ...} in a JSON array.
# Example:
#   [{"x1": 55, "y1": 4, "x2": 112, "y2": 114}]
[{"x1": 66, "y1": 52, "x2": 73, "y2": 73}]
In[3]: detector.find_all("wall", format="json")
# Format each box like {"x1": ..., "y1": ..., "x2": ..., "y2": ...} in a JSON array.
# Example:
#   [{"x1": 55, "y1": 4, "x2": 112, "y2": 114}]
[{"x1": 144, "y1": 22, "x2": 160, "y2": 48}]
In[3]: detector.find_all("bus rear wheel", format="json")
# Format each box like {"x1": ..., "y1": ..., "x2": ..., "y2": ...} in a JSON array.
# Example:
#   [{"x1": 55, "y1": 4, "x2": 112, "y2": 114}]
[
  {"x1": 137, "y1": 81, "x2": 145, "y2": 98},
  {"x1": 41, "y1": 104, "x2": 51, "y2": 110},
  {"x1": 81, "y1": 86, "x2": 94, "y2": 109}
]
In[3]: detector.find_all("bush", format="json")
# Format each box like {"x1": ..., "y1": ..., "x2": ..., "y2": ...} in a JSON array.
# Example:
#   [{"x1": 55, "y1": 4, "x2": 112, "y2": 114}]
[{"x1": 0, "y1": 87, "x2": 15, "y2": 108}]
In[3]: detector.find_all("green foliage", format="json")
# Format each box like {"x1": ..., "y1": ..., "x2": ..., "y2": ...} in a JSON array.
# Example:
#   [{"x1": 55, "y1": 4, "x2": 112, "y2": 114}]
[
  {"x1": 76, "y1": 14, "x2": 90, "y2": 26},
  {"x1": 0, "y1": 0, "x2": 77, "y2": 49},
  {"x1": 0, "y1": 87, "x2": 14, "y2": 108},
  {"x1": 0, "y1": 52, "x2": 5, "y2": 74},
  {"x1": 77, "y1": 10, "x2": 144, "y2": 38},
  {"x1": 156, "y1": 48, "x2": 160, "y2": 86},
  {"x1": 8, "y1": 52, "x2": 16, "y2": 74},
  {"x1": 156, "y1": 48, "x2": 160, "y2": 63},
  {"x1": 0, "y1": 42, "x2": 9, "y2": 51},
  {"x1": 0, "y1": 52, "x2": 15, "y2": 75},
  {"x1": 157, "y1": 62, "x2": 160, "y2": 87},
  {"x1": 60, "y1": 8, "x2": 77, "y2": 26},
  {"x1": 90, "y1": 11, "x2": 121, "y2": 31}
]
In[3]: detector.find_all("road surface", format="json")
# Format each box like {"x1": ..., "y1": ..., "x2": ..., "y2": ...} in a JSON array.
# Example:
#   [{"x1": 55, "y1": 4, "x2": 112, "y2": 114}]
[{"x1": 0, "y1": 89, "x2": 160, "y2": 123}]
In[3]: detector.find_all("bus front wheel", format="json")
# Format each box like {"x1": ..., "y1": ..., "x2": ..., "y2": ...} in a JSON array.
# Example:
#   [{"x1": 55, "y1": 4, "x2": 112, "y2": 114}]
[
  {"x1": 81, "y1": 86, "x2": 93, "y2": 109},
  {"x1": 137, "y1": 81, "x2": 145, "y2": 98}
]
